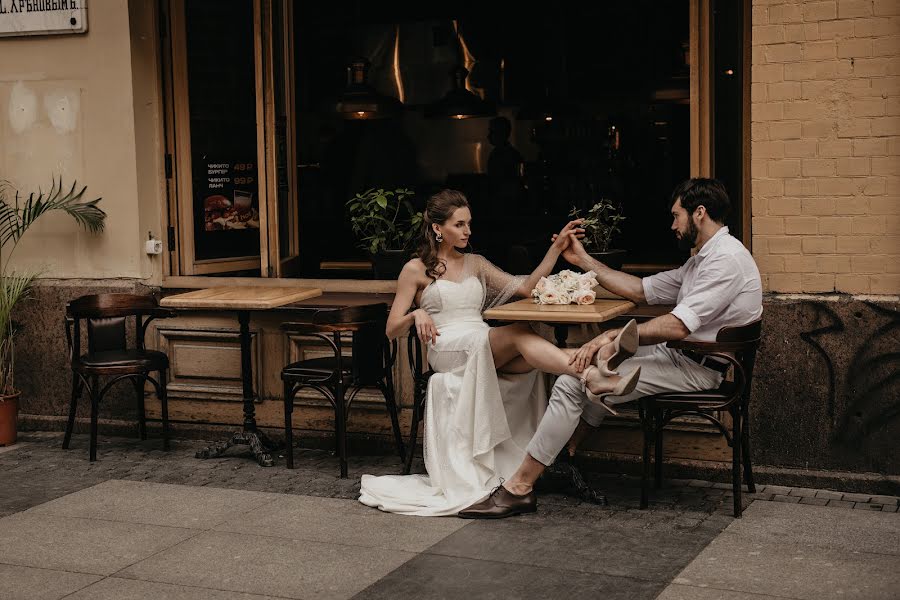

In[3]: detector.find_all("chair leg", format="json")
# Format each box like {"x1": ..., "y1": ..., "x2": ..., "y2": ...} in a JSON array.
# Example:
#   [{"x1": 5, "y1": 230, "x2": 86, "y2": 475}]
[
  {"x1": 89, "y1": 375, "x2": 100, "y2": 462},
  {"x1": 335, "y1": 380, "x2": 348, "y2": 478},
  {"x1": 133, "y1": 377, "x2": 147, "y2": 441},
  {"x1": 283, "y1": 380, "x2": 295, "y2": 469},
  {"x1": 63, "y1": 372, "x2": 83, "y2": 450},
  {"x1": 732, "y1": 408, "x2": 743, "y2": 518},
  {"x1": 654, "y1": 410, "x2": 664, "y2": 489},
  {"x1": 741, "y1": 403, "x2": 756, "y2": 493},
  {"x1": 381, "y1": 380, "x2": 405, "y2": 463},
  {"x1": 403, "y1": 397, "x2": 422, "y2": 476},
  {"x1": 640, "y1": 408, "x2": 653, "y2": 509},
  {"x1": 159, "y1": 369, "x2": 170, "y2": 451}
]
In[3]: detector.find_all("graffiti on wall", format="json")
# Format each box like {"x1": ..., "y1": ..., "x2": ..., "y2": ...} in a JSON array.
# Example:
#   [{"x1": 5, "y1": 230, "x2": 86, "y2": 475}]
[{"x1": 798, "y1": 300, "x2": 900, "y2": 446}]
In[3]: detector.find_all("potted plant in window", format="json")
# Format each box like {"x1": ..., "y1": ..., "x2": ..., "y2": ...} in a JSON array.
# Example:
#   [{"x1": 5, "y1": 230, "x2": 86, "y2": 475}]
[
  {"x1": 569, "y1": 198, "x2": 627, "y2": 271},
  {"x1": 347, "y1": 187, "x2": 422, "y2": 279},
  {"x1": 0, "y1": 179, "x2": 105, "y2": 446}
]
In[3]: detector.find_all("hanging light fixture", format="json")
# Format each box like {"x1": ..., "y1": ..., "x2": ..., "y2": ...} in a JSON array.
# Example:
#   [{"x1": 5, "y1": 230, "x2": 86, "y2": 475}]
[
  {"x1": 335, "y1": 58, "x2": 403, "y2": 120},
  {"x1": 425, "y1": 66, "x2": 496, "y2": 120}
]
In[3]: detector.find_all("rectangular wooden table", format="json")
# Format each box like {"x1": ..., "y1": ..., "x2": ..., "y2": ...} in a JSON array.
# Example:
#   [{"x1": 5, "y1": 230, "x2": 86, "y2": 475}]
[
  {"x1": 161, "y1": 286, "x2": 322, "y2": 466},
  {"x1": 484, "y1": 297, "x2": 637, "y2": 347}
]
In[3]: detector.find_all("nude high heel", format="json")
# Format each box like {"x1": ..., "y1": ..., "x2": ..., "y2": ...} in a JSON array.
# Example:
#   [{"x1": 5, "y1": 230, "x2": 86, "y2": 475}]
[
  {"x1": 580, "y1": 365, "x2": 642, "y2": 416},
  {"x1": 597, "y1": 319, "x2": 639, "y2": 376}
]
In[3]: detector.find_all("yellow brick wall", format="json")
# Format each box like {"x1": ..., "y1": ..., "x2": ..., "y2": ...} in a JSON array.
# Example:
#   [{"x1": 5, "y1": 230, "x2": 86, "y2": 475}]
[{"x1": 751, "y1": 0, "x2": 900, "y2": 294}]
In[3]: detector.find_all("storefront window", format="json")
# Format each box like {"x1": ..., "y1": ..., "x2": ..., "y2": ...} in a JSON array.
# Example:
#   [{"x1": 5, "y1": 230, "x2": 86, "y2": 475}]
[{"x1": 165, "y1": 0, "x2": 741, "y2": 279}]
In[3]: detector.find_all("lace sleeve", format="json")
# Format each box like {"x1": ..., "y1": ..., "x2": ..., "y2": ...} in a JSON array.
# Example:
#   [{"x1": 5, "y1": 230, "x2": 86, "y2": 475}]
[{"x1": 469, "y1": 254, "x2": 528, "y2": 312}]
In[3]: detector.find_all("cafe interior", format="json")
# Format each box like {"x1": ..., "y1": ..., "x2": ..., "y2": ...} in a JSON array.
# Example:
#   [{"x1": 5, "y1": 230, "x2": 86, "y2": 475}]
[{"x1": 175, "y1": 0, "x2": 744, "y2": 279}]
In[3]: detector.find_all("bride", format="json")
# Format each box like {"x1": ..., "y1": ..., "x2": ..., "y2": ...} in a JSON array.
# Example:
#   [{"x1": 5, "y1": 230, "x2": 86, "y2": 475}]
[{"x1": 359, "y1": 189, "x2": 635, "y2": 516}]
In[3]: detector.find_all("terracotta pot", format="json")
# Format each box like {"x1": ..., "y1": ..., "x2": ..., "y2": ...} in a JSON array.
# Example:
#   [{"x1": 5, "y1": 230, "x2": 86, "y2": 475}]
[{"x1": 0, "y1": 392, "x2": 19, "y2": 447}]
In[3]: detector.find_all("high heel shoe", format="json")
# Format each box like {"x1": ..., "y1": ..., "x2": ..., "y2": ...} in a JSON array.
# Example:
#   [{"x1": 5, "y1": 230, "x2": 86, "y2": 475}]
[
  {"x1": 597, "y1": 319, "x2": 639, "y2": 376},
  {"x1": 580, "y1": 365, "x2": 642, "y2": 416}
]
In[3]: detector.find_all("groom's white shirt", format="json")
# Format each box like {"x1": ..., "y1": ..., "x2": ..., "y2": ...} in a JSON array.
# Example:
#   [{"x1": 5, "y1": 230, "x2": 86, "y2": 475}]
[{"x1": 641, "y1": 227, "x2": 762, "y2": 341}]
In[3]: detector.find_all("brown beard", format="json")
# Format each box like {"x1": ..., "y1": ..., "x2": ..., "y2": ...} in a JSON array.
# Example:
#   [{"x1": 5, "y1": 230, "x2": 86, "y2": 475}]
[{"x1": 677, "y1": 219, "x2": 699, "y2": 251}]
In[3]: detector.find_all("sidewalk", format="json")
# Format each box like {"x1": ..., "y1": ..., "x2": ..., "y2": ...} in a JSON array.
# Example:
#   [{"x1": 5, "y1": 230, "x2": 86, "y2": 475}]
[{"x1": 0, "y1": 433, "x2": 897, "y2": 599}]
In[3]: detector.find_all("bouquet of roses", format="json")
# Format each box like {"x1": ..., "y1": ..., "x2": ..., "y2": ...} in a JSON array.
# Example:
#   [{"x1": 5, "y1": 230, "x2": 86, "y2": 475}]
[{"x1": 532, "y1": 269, "x2": 599, "y2": 305}]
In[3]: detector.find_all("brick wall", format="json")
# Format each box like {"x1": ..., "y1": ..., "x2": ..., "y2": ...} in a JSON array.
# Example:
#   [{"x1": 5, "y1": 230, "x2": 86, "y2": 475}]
[{"x1": 751, "y1": 0, "x2": 900, "y2": 294}]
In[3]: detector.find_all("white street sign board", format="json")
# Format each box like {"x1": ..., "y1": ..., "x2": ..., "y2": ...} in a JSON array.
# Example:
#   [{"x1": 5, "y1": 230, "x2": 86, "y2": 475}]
[{"x1": 0, "y1": 0, "x2": 87, "y2": 37}]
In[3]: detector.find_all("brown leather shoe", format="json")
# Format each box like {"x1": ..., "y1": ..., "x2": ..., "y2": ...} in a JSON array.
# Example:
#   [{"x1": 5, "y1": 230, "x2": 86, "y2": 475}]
[{"x1": 458, "y1": 485, "x2": 537, "y2": 519}]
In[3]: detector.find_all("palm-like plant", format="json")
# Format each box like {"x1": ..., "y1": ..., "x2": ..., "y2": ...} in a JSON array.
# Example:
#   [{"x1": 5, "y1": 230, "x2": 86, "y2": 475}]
[{"x1": 0, "y1": 179, "x2": 105, "y2": 396}]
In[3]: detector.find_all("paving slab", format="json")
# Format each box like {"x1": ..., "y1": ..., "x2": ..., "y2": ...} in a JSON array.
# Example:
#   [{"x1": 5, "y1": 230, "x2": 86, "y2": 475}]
[
  {"x1": 675, "y1": 537, "x2": 900, "y2": 599},
  {"x1": 0, "y1": 512, "x2": 196, "y2": 576},
  {"x1": 215, "y1": 493, "x2": 467, "y2": 552},
  {"x1": 26, "y1": 479, "x2": 281, "y2": 529},
  {"x1": 671, "y1": 502, "x2": 900, "y2": 600},
  {"x1": 0, "y1": 564, "x2": 101, "y2": 600},
  {"x1": 65, "y1": 577, "x2": 282, "y2": 600},
  {"x1": 354, "y1": 553, "x2": 664, "y2": 600},
  {"x1": 723, "y1": 501, "x2": 900, "y2": 555},
  {"x1": 424, "y1": 511, "x2": 726, "y2": 582},
  {"x1": 116, "y1": 529, "x2": 416, "y2": 600},
  {"x1": 657, "y1": 583, "x2": 786, "y2": 600}
]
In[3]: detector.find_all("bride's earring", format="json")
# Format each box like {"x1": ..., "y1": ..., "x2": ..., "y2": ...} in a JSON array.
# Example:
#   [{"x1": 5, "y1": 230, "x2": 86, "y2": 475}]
[{"x1": 435, "y1": 231, "x2": 443, "y2": 243}]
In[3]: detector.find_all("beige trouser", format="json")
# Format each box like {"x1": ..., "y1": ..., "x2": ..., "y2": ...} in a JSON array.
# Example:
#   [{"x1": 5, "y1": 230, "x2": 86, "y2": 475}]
[{"x1": 525, "y1": 343, "x2": 724, "y2": 466}]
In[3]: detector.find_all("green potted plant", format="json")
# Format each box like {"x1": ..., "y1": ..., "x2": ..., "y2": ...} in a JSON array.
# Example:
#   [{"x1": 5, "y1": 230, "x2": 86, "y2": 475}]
[
  {"x1": 346, "y1": 187, "x2": 422, "y2": 279},
  {"x1": 0, "y1": 179, "x2": 105, "y2": 446},
  {"x1": 569, "y1": 198, "x2": 627, "y2": 270}
]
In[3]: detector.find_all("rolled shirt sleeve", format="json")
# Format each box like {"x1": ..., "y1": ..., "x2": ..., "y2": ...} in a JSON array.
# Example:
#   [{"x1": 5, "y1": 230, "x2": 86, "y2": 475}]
[
  {"x1": 642, "y1": 267, "x2": 683, "y2": 305},
  {"x1": 669, "y1": 253, "x2": 746, "y2": 333}
]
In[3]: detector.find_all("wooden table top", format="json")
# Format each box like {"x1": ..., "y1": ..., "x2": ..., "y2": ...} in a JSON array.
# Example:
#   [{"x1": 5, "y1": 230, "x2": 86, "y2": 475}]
[
  {"x1": 483, "y1": 298, "x2": 636, "y2": 324},
  {"x1": 160, "y1": 286, "x2": 322, "y2": 310}
]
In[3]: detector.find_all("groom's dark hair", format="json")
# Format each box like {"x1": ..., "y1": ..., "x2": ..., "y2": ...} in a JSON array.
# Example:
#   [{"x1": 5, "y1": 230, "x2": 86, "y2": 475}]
[{"x1": 669, "y1": 178, "x2": 730, "y2": 224}]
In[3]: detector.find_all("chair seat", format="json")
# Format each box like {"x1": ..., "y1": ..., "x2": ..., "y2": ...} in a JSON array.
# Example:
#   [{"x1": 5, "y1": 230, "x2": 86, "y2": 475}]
[
  {"x1": 641, "y1": 382, "x2": 737, "y2": 409},
  {"x1": 74, "y1": 349, "x2": 169, "y2": 372},
  {"x1": 282, "y1": 356, "x2": 353, "y2": 379}
]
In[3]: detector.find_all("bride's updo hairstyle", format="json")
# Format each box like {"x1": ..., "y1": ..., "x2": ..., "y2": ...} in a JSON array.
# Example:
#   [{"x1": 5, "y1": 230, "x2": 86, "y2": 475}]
[{"x1": 415, "y1": 189, "x2": 469, "y2": 281}]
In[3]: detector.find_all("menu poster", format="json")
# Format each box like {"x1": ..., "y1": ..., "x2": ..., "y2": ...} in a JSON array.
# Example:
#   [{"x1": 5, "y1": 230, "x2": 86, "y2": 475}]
[{"x1": 202, "y1": 161, "x2": 260, "y2": 231}]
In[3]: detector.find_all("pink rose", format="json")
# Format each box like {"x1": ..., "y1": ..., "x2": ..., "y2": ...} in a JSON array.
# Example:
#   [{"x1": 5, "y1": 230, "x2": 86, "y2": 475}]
[{"x1": 574, "y1": 290, "x2": 596, "y2": 305}]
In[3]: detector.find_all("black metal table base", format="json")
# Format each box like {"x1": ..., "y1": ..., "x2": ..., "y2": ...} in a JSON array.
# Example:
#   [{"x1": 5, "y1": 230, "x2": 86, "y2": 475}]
[{"x1": 195, "y1": 429, "x2": 276, "y2": 467}]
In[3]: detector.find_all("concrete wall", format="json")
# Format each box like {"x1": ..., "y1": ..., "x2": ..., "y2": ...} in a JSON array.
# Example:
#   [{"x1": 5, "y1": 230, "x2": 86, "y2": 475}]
[
  {"x1": 0, "y1": 0, "x2": 165, "y2": 282},
  {"x1": 751, "y1": 0, "x2": 900, "y2": 294}
]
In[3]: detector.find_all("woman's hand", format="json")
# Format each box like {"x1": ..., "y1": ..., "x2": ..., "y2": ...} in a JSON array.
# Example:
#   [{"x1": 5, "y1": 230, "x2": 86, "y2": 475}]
[
  {"x1": 568, "y1": 330, "x2": 617, "y2": 373},
  {"x1": 550, "y1": 219, "x2": 584, "y2": 254},
  {"x1": 413, "y1": 308, "x2": 440, "y2": 345}
]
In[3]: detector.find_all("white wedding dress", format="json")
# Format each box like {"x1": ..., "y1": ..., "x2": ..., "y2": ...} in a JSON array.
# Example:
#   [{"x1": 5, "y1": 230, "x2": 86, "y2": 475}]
[{"x1": 359, "y1": 254, "x2": 548, "y2": 516}]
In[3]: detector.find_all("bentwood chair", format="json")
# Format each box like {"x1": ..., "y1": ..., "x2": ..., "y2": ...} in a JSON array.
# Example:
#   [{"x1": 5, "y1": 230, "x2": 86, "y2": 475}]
[
  {"x1": 402, "y1": 324, "x2": 434, "y2": 475},
  {"x1": 638, "y1": 319, "x2": 763, "y2": 517},
  {"x1": 63, "y1": 293, "x2": 176, "y2": 461},
  {"x1": 281, "y1": 303, "x2": 405, "y2": 477}
]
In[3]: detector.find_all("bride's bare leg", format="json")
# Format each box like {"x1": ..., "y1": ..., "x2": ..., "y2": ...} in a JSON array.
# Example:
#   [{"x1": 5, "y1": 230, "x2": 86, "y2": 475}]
[
  {"x1": 497, "y1": 356, "x2": 532, "y2": 374},
  {"x1": 497, "y1": 349, "x2": 578, "y2": 374},
  {"x1": 489, "y1": 324, "x2": 620, "y2": 394}
]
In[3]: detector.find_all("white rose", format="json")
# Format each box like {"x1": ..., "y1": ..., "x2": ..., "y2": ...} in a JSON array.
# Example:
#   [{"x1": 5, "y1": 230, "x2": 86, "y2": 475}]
[
  {"x1": 538, "y1": 291, "x2": 559, "y2": 305},
  {"x1": 557, "y1": 271, "x2": 577, "y2": 289},
  {"x1": 574, "y1": 289, "x2": 596, "y2": 305},
  {"x1": 534, "y1": 278, "x2": 547, "y2": 294}
]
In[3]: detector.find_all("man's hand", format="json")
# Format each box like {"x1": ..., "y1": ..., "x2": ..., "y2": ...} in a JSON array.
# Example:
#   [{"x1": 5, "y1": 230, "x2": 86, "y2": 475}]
[
  {"x1": 568, "y1": 329, "x2": 618, "y2": 373},
  {"x1": 552, "y1": 230, "x2": 589, "y2": 267},
  {"x1": 550, "y1": 220, "x2": 585, "y2": 255}
]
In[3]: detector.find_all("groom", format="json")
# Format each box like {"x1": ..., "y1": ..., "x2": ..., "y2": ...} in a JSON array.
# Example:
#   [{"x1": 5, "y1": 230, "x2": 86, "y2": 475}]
[{"x1": 459, "y1": 178, "x2": 763, "y2": 519}]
